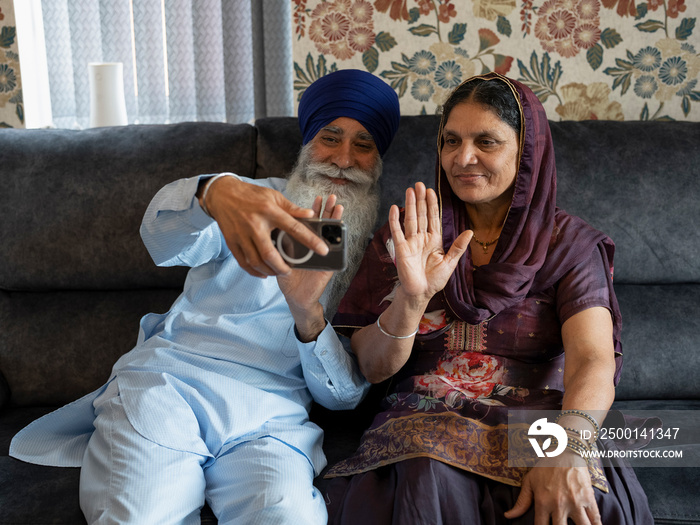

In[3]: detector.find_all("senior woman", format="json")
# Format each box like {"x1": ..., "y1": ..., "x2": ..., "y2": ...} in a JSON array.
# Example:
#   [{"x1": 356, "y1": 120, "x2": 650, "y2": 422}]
[{"x1": 325, "y1": 73, "x2": 652, "y2": 524}]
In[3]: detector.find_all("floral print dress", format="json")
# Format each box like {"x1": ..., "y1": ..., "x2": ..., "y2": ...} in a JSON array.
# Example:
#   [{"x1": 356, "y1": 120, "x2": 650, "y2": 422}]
[{"x1": 328, "y1": 221, "x2": 614, "y2": 491}]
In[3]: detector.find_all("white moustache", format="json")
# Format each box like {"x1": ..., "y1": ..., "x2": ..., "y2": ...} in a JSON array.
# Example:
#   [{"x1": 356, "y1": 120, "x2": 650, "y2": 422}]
[{"x1": 305, "y1": 161, "x2": 376, "y2": 187}]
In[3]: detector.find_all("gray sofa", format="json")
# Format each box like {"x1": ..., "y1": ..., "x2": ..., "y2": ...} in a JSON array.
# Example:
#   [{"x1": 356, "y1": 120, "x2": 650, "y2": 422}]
[{"x1": 1, "y1": 116, "x2": 699, "y2": 524}]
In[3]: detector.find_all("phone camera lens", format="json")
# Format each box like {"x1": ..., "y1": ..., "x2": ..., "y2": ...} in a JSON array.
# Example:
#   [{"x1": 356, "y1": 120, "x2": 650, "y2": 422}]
[{"x1": 322, "y1": 225, "x2": 342, "y2": 245}]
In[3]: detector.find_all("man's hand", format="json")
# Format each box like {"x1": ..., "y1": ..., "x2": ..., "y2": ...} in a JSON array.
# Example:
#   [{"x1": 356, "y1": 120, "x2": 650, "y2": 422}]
[
  {"x1": 200, "y1": 175, "x2": 329, "y2": 277},
  {"x1": 277, "y1": 195, "x2": 343, "y2": 342}
]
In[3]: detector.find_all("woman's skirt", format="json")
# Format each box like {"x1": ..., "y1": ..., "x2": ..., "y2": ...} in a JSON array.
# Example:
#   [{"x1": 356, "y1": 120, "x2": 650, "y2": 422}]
[{"x1": 325, "y1": 443, "x2": 653, "y2": 525}]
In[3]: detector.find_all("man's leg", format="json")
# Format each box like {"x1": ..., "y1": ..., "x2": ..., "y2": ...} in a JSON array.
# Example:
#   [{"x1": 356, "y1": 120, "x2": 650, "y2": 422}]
[
  {"x1": 79, "y1": 386, "x2": 207, "y2": 525},
  {"x1": 205, "y1": 436, "x2": 326, "y2": 525}
]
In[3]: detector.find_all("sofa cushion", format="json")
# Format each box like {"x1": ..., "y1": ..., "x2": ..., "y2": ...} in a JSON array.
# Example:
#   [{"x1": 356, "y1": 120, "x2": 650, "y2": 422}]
[
  {"x1": 375, "y1": 115, "x2": 441, "y2": 226},
  {"x1": 611, "y1": 399, "x2": 700, "y2": 524},
  {"x1": 614, "y1": 284, "x2": 700, "y2": 400},
  {"x1": 0, "y1": 372, "x2": 9, "y2": 410},
  {"x1": 635, "y1": 465, "x2": 700, "y2": 524},
  {"x1": 552, "y1": 120, "x2": 700, "y2": 285},
  {"x1": 254, "y1": 117, "x2": 303, "y2": 181},
  {"x1": 0, "y1": 122, "x2": 256, "y2": 292},
  {"x1": 0, "y1": 288, "x2": 180, "y2": 406}
]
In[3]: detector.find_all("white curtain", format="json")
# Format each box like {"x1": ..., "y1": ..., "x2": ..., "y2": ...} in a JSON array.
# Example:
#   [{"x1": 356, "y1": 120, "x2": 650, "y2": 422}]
[{"x1": 42, "y1": 0, "x2": 293, "y2": 129}]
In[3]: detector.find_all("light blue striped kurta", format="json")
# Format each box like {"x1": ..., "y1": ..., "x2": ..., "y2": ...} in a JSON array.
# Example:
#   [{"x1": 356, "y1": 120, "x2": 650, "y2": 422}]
[{"x1": 10, "y1": 175, "x2": 370, "y2": 476}]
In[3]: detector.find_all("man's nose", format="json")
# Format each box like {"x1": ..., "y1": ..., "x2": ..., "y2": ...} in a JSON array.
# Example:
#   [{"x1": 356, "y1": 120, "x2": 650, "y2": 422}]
[{"x1": 332, "y1": 141, "x2": 354, "y2": 169}]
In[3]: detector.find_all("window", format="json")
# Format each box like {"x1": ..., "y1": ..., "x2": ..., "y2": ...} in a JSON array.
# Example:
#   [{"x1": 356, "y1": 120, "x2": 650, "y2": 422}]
[{"x1": 18, "y1": 0, "x2": 293, "y2": 129}]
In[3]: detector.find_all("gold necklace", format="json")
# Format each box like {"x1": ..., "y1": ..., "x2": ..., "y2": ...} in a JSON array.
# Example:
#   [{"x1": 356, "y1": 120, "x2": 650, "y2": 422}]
[{"x1": 472, "y1": 234, "x2": 499, "y2": 253}]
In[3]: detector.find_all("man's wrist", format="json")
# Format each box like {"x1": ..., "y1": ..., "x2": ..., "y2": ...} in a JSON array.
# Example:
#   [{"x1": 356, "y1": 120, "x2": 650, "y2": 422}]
[
  {"x1": 197, "y1": 173, "x2": 241, "y2": 218},
  {"x1": 290, "y1": 302, "x2": 327, "y2": 343}
]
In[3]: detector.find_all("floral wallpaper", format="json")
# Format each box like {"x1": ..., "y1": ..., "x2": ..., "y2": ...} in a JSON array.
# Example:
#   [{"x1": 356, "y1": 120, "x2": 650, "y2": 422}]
[
  {"x1": 0, "y1": 0, "x2": 23, "y2": 128},
  {"x1": 291, "y1": 0, "x2": 699, "y2": 121}
]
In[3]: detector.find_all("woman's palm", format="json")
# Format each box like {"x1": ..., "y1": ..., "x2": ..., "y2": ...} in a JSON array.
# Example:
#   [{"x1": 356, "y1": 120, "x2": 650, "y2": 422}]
[
  {"x1": 393, "y1": 224, "x2": 452, "y2": 300},
  {"x1": 389, "y1": 183, "x2": 472, "y2": 305}
]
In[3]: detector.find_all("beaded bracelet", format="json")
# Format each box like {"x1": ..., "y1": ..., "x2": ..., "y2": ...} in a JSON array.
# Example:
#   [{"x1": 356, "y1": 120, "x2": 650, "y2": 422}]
[
  {"x1": 562, "y1": 426, "x2": 595, "y2": 447},
  {"x1": 376, "y1": 312, "x2": 419, "y2": 340},
  {"x1": 550, "y1": 431, "x2": 589, "y2": 448},
  {"x1": 200, "y1": 173, "x2": 241, "y2": 217},
  {"x1": 565, "y1": 440, "x2": 592, "y2": 464},
  {"x1": 556, "y1": 410, "x2": 600, "y2": 442},
  {"x1": 564, "y1": 431, "x2": 591, "y2": 452}
]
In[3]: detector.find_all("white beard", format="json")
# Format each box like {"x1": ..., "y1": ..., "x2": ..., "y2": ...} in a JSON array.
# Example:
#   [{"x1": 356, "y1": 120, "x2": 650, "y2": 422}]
[{"x1": 285, "y1": 143, "x2": 382, "y2": 318}]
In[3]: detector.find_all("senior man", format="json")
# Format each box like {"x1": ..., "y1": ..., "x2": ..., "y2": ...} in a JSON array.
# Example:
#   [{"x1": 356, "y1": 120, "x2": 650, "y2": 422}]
[{"x1": 10, "y1": 69, "x2": 400, "y2": 525}]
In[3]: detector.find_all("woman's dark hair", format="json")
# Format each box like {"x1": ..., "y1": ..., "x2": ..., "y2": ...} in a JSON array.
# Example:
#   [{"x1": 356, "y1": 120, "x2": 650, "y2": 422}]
[{"x1": 441, "y1": 77, "x2": 521, "y2": 134}]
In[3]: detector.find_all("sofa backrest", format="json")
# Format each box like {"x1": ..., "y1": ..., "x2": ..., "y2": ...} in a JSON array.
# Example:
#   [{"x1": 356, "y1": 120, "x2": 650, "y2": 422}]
[
  {"x1": 0, "y1": 122, "x2": 256, "y2": 406},
  {"x1": 548, "y1": 120, "x2": 700, "y2": 400},
  {"x1": 1, "y1": 117, "x2": 698, "y2": 408},
  {"x1": 551, "y1": 120, "x2": 700, "y2": 286},
  {"x1": 257, "y1": 117, "x2": 700, "y2": 286},
  {"x1": 256, "y1": 116, "x2": 700, "y2": 401},
  {"x1": 0, "y1": 122, "x2": 257, "y2": 292}
]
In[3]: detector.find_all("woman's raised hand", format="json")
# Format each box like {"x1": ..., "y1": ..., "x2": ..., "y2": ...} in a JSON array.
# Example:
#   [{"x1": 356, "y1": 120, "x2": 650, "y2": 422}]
[{"x1": 389, "y1": 182, "x2": 472, "y2": 309}]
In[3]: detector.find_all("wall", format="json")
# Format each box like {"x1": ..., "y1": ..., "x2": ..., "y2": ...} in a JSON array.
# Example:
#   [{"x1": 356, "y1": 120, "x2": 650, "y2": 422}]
[
  {"x1": 291, "y1": 0, "x2": 699, "y2": 121},
  {"x1": 0, "y1": 0, "x2": 23, "y2": 128}
]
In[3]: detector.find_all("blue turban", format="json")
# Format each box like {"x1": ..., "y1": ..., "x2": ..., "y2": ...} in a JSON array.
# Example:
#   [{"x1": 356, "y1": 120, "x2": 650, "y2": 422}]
[{"x1": 298, "y1": 69, "x2": 400, "y2": 157}]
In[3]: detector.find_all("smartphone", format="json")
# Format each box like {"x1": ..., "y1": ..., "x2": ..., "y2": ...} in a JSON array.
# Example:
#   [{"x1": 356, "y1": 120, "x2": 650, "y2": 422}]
[{"x1": 271, "y1": 218, "x2": 347, "y2": 271}]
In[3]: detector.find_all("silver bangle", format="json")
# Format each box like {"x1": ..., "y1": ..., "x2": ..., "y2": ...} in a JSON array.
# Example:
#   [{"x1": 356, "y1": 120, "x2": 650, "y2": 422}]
[
  {"x1": 375, "y1": 312, "x2": 419, "y2": 340},
  {"x1": 200, "y1": 173, "x2": 240, "y2": 217}
]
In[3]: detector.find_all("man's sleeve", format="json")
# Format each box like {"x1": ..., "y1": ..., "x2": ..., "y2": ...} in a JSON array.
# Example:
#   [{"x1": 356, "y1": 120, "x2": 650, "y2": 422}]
[
  {"x1": 140, "y1": 174, "x2": 288, "y2": 268},
  {"x1": 139, "y1": 175, "x2": 223, "y2": 268},
  {"x1": 296, "y1": 324, "x2": 370, "y2": 410}
]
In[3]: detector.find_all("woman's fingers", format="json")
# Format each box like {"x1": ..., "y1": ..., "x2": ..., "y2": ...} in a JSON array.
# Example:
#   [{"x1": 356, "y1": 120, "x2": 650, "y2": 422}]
[
  {"x1": 414, "y1": 182, "x2": 428, "y2": 234},
  {"x1": 504, "y1": 476, "x2": 533, "y2": 519},
  {"x1": 389, "y1": 204, "x2": 406, "y2": 246},
  {"x1": 404, "y1": 182, "x2": 436, "y2": 238},
  {"x1": 585, "y1": 504, "x2": 603, "y2": 525},
  {"x1": 394, "y1": 183, "x2": 445, "y2": 258},
  {"x1": 426, "y1": 188, "x2": 441, "y2": 234},
  {"x1": 403, "y1": 187, "x2": 417, "y2": 237},
  {"x1": 444, "y1": 230, "x2": 472, "y2": 269}
]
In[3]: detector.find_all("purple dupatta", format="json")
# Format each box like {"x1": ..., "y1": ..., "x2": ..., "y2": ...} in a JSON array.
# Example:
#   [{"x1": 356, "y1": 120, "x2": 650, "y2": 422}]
[
  {"x1": 335, "y1": 73, "x2": 623, "y2": 383},
  {"x1": 437, "y1": 74, "x2": 622, "y2": 382}
]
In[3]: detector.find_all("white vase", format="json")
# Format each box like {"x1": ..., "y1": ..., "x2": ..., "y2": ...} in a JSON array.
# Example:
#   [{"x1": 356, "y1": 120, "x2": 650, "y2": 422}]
[{"x1": 88, "y1": 62, "x2": 128, "y2": 128}]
